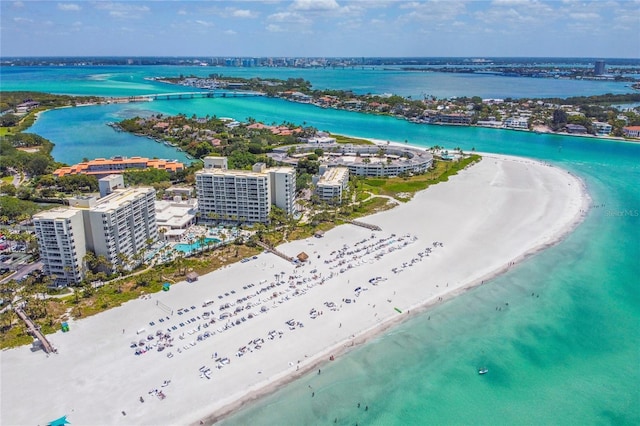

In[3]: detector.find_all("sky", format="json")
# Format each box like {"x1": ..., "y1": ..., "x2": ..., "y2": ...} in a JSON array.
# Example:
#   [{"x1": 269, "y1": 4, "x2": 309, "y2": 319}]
[{"x1": 1, "y1": 0, "x2": 639, "y2": 58}]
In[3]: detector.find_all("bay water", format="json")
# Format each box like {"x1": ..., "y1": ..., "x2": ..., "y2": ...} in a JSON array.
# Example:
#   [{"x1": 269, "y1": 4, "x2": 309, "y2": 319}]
[{"x1": 3, "y1": 66, "x2": 639, "y2": 424}]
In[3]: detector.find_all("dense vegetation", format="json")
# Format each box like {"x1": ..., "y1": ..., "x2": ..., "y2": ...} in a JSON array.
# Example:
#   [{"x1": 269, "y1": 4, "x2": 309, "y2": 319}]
[
  {"x1": 117, "y1": 113, "x2": 317, "y2": 168},
  {"x1": 0, "y1": 91, "x2": 102, "y2": 114},
  {"x1": 167, "y1": 76, "x2": 640, "y2": 137},
  {"x1": 0, "y1": 196, "x2": 48, "y2": 223},
  {"x1": 0, "y1": 134, "x2": 59, "y2": 178}
]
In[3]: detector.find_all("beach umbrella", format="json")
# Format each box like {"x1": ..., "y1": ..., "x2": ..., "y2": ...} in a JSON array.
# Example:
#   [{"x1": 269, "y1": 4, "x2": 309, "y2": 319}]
[{"x1": 48, "y1": 415, "x2": 70, "y2": 426}]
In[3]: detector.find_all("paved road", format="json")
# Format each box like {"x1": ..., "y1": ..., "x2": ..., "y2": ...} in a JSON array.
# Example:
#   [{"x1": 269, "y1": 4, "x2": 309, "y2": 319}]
[{"x1": 0, "y1": 260, "x2": 43, "y2": 285}]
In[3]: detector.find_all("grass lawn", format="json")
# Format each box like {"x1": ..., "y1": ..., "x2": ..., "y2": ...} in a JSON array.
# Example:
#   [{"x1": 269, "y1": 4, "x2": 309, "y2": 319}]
[
  {"x1": 331, "y1": 134, "x2": 375, "y2": 145},
  {"x1": 359, "y1": 155, "x2": 481, "y2": 201}
]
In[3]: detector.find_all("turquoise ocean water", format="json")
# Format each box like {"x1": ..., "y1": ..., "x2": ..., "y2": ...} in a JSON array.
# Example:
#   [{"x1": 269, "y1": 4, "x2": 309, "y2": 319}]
[{"x1": 2, "y1": 67, "x2": 639, "y2": 424}]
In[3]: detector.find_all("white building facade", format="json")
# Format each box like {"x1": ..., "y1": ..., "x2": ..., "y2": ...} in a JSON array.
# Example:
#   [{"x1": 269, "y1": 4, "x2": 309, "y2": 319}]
[
  {"x1": 84, "y1": 188, "x2": 158, "y2": 269},
  {"x1": 196, "y1": 157, "x2": 297, "y2": 224},
  {"x1": 268, "y1": 167, "x2": 297, "y2": 216},
  {"x1": 196, "y1": 167, "x2": 271, "y2": 224},
  {"x1": 34, "y1": 187, "x2": 158, "y2": 286},
  {"x1": 313, "y1": 166, "x2": 350, "y2": 204},
  {"x1": 504, "y1": 116, "x2": 529, "y2": 129},
  {"x1": 33, "y1": 209, "x2": 87, "y2": 286},
  {"x1": 593, "y1": 121, "x2": 612, "y2": 136}
]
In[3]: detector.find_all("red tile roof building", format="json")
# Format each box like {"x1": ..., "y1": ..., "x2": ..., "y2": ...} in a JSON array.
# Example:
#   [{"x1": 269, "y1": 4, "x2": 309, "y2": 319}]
[
  {"x1": 623, "y1": 126, "x2": 640, "y2": 138},
  {"x1": 53, "y1": 156, "x2": 185, "y2": 178}
]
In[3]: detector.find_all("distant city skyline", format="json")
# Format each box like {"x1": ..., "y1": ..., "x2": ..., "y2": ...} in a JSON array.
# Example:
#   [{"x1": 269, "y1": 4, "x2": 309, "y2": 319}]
[{"x1": 1, "y1": 0, "x2": 639, "y2": 58}]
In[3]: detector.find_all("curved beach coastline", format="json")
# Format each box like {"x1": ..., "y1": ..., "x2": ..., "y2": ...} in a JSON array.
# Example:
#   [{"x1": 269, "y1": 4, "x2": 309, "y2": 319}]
[{"x1": 0, "y1": 152, "x2": 589, "y2": 426}]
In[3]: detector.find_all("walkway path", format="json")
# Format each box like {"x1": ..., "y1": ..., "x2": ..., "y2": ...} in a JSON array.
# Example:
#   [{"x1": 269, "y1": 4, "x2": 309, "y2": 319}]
[
  {"x1": 15, "y1": 306, "x2": 56, "y2": 354},
  {"x1": 255, "y1": 241, "x2": 295, "y2": 263}
]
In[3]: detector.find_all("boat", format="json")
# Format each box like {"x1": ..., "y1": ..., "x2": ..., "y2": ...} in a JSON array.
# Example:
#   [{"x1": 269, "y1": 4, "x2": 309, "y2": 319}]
[{"x1": 478, "y1": 367, "x2": 489, "y2": 375}]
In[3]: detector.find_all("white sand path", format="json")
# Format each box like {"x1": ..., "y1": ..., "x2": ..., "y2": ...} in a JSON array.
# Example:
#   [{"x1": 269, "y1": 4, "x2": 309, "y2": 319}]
[{"x1": 0, "y1": 152, "x2": 589, "y2": 426}]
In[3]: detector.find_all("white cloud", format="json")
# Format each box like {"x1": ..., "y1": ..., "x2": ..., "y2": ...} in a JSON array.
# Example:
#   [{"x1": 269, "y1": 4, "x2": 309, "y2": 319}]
[
  {"x1": 291, "y1": 0, "x2": 340, "y2": 11},
  {"x1": 178, "y1": 9, "x2": 187, "y2": 16},
  {"x1": 569, "y1": 12, "x2": 600, "y2": 20},
  {"x1": 232, "y1": 9, "x2": 256, "y2": 18},
  {"x1": 12, "y1": 1, "x2": 24, "y2": 8},
  {"x1": 95, "y1": 3, "x2": 150, "y2": 19},
  {"x1": 13, "y1": 17, "x2": 33, "y2": 23},
  {"x1": 195, "y1": 20, "x2": 214, "y2": 27},
  {"x1": 475, "y1": 0, "x2": 556, "y2": 28},
  {"x1": 267, "y1": 11, "x2": 311, "y2": 24},
  {"x1": 398, "y1": 0, "x2": 468, "y2": 24},
  {"x1": 224, "y1": 29, "x2": 237, "y2": 35},
  {"x1": 58, "y1": 3, "x2": 81, "y2": 12},
  {"x1": 266, "y1": 23, "x2": 284, "y2": 32}
]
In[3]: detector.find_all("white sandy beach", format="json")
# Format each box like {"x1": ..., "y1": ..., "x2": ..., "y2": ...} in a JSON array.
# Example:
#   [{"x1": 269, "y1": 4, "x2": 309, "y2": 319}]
[{"x1": 0, "y1": 151, "x2": 589, "y2": 426}]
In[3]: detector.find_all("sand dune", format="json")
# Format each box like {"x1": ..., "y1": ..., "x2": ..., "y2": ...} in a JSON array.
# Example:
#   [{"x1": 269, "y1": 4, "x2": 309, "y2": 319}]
[{"x1": 0, "y1": 152, "x2": 589, "y2": 426}]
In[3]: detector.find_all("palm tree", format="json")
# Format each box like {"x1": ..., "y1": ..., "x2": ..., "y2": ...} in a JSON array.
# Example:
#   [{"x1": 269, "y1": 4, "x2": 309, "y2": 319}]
[
  {"x1": 176, "y1": 252, "x2": 185, "y2": 275},
  {"x1": 197, "y1": 234, "x2": 206, "y2": 253},
  {"x1": 63, "y1": 265, "x2": 73, "y2": 286},
  {"x1": 116, "y1": 252, "x2": 130, "y2": 277}
]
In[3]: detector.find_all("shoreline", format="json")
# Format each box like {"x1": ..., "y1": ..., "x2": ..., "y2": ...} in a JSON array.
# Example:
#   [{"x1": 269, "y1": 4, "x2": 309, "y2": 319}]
[
  {"x1": 1, "y1": 150, "x2": 590, "y2": 426},
  {"x1": 195, "y1": 151, "x2": 591, "y2": 426},
  {"x1": 23, "y1": 96, "x2": 640, "y2": 148}
]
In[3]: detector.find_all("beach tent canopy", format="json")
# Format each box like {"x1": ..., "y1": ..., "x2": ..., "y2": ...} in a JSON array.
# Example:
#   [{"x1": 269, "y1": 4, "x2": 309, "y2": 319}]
[
  {"x1": 48, "y1": 415, "x2": 70, "y2": 426},
  {"x1": 162, "y1": 282, "x2": 171, "y2": 291},
  {"x1": 186, "y1": 272, "x2": 199, "y2": 282},
  {"x1": 297, "y1": 252, "x2": 309, "y2": 262}
]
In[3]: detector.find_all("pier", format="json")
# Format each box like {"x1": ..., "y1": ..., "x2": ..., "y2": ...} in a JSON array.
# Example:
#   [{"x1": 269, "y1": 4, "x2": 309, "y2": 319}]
[
  {"x1": 342, "y1": 219, "x2": 382, "y2": 231},
  {"x1": 255, "y1": 241, "x2": 295, "y2": 263},
  {"x1": 15, "y1": 306, "x2": 56, "y2": 354}
]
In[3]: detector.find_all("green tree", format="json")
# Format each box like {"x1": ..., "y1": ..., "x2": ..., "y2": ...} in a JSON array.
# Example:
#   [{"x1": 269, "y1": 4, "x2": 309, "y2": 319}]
[
  {"x1": 0, "y1": 113, "x2": 20, "y2": 127},
  {"x1": 0, "y1": 183, "x2": 16, "y2": 196},
  {"x1": 551, "y1": 109, "x2": 567, "y2": 131},
  {"x1": 25, "y1": 155, "x2": 52, "y2": 176}
]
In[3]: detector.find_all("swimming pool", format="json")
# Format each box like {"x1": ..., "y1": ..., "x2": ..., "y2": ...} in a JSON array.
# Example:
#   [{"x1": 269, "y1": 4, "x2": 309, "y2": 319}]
[{"x1": 174, "y1": 237, "x2": 221, "y2": 254}]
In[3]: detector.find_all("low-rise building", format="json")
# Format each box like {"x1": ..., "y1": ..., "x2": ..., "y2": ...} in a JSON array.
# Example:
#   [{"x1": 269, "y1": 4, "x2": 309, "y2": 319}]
[
  {"x1": 623, "y1": 126, "x2": 640, "y2": 138},
  {"x1": 566, "y1": 124, "x2": 588, "y2": 134},
  {"x1": 15, "y1": 101, "x2": 40, "y2": 114},
  {"x1": 434, "y1": 113, "x2": 472, "y2": 125},
  {"x1": 476, "y1": 120, "x2": 504, "y2": 128},
  {"x1": 504, "y1": 116, "x2": 529, "y2": 129},
  {"x1": 282, "y1": 144, "x2": 433, "y2": 178},
  {"x1": 98, "y1": 174, "x2": 125, "y2": 197},
  {"x1": 53, "y1": 156, "x2": 184, "y2": 178},
  {"x1": 313, "y1": 166, "x2": 349, "y2": 204},
  {"x1": 593, "y1": 121, "x2": 612, "y2": 136},
  {"x1": 155, "y1": 197, "x2": 198, "y2": 232}
]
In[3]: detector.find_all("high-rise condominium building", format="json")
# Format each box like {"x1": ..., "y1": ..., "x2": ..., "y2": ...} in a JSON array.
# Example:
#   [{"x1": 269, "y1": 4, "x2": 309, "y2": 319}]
[
  {"x1": 195, "y1": 157, "x2": 296, "y2": 224},
  {"x1": 82, "y1": 187, "x2": 158, "y2": 268},
  {"x1": 34, "y1": 187, "x2": 158, "y2": 286},
  {"x1": 594, "y1": 60, "x2": 606, "y2": 76},
  {"x1": 267, "y1": 165, "x2": 297, "y2": 216},
  {"x1": 33, "y1": 208, "x2": 87, "y2": 287}
]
